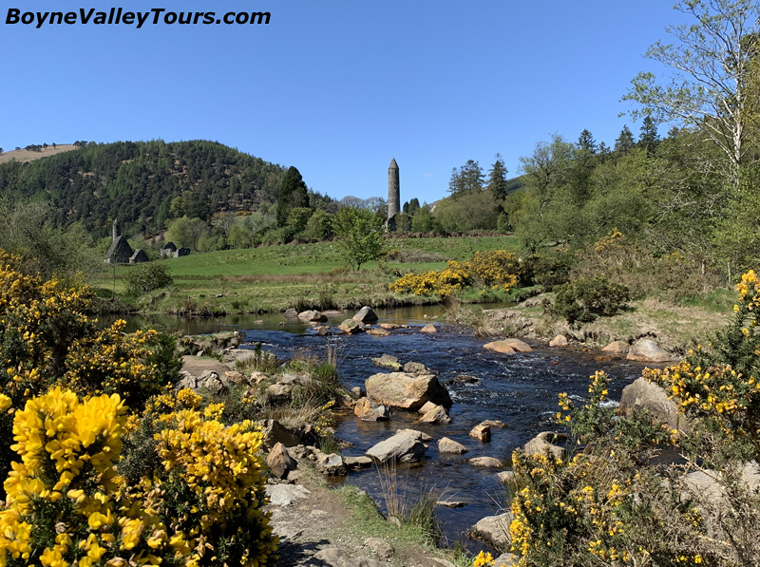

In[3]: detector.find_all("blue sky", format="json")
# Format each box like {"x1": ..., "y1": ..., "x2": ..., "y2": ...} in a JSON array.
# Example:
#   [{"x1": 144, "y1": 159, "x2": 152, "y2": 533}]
[{"x1": 1, "y1": 1, "x2": 690, "y2": 205}]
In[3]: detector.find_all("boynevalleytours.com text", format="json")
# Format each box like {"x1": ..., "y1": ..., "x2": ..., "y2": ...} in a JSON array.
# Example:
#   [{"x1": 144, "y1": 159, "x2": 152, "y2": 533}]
[{"x1": 5, "y1": 7, "x2": 271, "y2": 29}]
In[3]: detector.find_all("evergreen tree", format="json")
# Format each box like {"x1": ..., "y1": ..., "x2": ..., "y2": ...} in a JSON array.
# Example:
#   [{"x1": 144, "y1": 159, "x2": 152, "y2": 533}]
[
  {"x1": 276, "y1": 166, "x2": 309, "y2": 226},
  {"x1": 577, "y1": 129, "x2": 597, "y2": 153},
  {"x1": 614, "y1": 125, "x2": 636, "y2": 153},
  {"x1": 448, "y1": 160, "x2": 484, "y2": 196},
  {"x1": 639, "y1": 116, "x2": 660, "y2": 155},
  {"x1": 486, "y1": 154, "x2": 510, "y2": 203},
  {"x1": 407, "y1": 198, "x2": 421, "y2": 216}
]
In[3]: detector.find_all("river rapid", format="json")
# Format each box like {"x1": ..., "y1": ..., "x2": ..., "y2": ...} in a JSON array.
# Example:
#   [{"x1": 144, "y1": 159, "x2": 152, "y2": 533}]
[{"x1": 123, "y1": 306, "x2": 647, "y2": 550}]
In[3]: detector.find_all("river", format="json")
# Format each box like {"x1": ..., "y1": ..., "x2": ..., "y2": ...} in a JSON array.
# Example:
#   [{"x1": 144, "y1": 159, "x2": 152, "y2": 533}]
[{"x1": 122, "y1": 306, "x2": 646, "y2": 550}]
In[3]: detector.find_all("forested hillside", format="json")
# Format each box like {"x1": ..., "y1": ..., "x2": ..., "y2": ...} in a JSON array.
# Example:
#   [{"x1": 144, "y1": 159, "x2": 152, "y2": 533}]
[{"x1": 0, "y1": 140, "x2": 288, "y2": 236}]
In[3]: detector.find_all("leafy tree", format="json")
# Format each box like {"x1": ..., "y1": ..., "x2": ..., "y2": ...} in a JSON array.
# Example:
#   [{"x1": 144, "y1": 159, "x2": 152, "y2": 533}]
[
  {"x1": 434, "y1": 191, "x2": 499, "y2": 233},
  {"x1": 332, "y1": 207, "x2": 385, "y2": 270},
  {"x1": 411, "y1": 206, "x2": 437, "y2": 233},
  {"x1": 165, "y1": 215, "x2": 208, "y2": 250},
  {"x1": 614, "y1": 125, "x2": 636, "y2": 153},
  {"x1": 301, "y1": 209, "x2": 333, "y2": 241},
  {"x1": 448, "y1": 160, "x2": 484, "y2": 196},
  {"x1": 623, "y1": 0, "x2": 760, "y2": 180},
  {"x1": 394, "y1": 212, "x2": 412, "y2": 232},
  {"x1": 275, "y1": 166, "x2": 310, "y2": 227},
  {"x1": 486, "y1": 153, "x2": 510, "y2": 204},
  {"x1": 125, "y1": 262, "x2": 174, "y2": 295}
]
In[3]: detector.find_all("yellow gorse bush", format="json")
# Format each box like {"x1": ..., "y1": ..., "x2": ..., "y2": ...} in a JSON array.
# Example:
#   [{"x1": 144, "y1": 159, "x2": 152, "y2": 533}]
[
  {"x1": 389, "y1": 250, "x2": 520, "y2": 297},
  {"x1": 646, "y1": 269, "x2": 760, "y2": 458},
  {"x1": 0, "y1": 388, "x2": 277, "y2": 567}
]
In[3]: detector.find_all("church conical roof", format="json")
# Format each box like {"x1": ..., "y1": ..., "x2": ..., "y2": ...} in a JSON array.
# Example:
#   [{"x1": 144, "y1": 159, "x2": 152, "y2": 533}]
[{"x1": 389, "y1": 158, "x2": 398, "y2": 169}]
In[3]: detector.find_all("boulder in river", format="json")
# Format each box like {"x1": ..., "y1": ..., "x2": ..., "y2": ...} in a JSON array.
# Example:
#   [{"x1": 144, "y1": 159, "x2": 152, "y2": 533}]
[
  {"x1": 523, "y1": 432, "x2": 567, "y2": 460},
  {"x1": 366, "y1": 429, "x2": 430, "y2": 464},
  {"x1": 602, "y1": 340, "x2": 629, "y2": 355},
  {"x1": 469, "y1": 424, "x2": 491, "y2": 442},
  {"x1": 339, "y1": 319, "x2": 365, "y2": 334},
  {"x1": 353, "y1": 397, "x2": 390, "y2": 421},
  {"x1": 484, "y1": 339, "x2": 532, "y2": 354},
  {"x1": 420, "y1": 323, "x2": 437, "y2": 334},
  {"x1": 298, "y1": 310, "x2": 327, "y2": 322},
  {"x1": 352, "y1": 305, "x2": 379, "y2": 323},
  {"x1": 418, "y1": 404, "x2": 451, "y2": 425},
  {"x1": 626, "y1": 338, "x2": 674, "y2": 363},
  {"x1": 619, "y1": 376, "x2": 688, "y2": 431},
  {"x1": 483, "y1": 341, "x2": 515, "y2": 355},
  {"x1": 365, "y1": 372, "x2": 452, "y2": 411},
  {"x1": 437, "y1": 437, "x2": 468, "y2": 454},
  {"x1": 468, "y1": 512, "x2": 514, "y2": 552}
]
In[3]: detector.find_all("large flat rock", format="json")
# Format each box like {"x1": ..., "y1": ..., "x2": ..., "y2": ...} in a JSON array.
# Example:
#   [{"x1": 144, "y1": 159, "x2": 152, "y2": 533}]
[
  {"x1": 365, "y1": 372, "x2": 452, "y2": 411},
  {"x1": 366, "y1": 429, "x2": 430, "y2": 464}
]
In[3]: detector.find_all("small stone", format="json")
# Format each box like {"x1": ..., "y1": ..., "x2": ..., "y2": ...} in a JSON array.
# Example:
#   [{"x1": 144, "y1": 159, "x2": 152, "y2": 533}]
[
  {"x1": 549, "y1": 335, "x2": 568, "y2": 347},
  {"x1": 469, "y1": 456, "x2": 503, "y2": 468},
  {"x1": 479, "y1": 419, "x2": 507, "y2": 429},
  {"x1": 266, "y1": 442, "x2": 297, "y2": 479},
  {"x1": 453, "y1": 374, "x2": 480, "y2": 384},
  {"x1": 380, "y1": 323, "x2": 399, "y2": 330},
  {"x1": 404, "y1": 361, "x2": 433, "y2": 374},
  {"x1": 367, "y1": 328, "x2": 391, "y2": 337},
  {"x1": 602, "y1": 340, "x2": 629, "y2": 354},
  {"x1": 350, "y1": 386, "x2": 364, "y2": 399},
  {"x1": 436, "y1": 500, "x2": 467, "y2": 508},
  {"x1": 344, "y1": 456, "x2": 373, "y2": 470},
  {"x1": 371, "y1": 354, "x2": 403, "y2": 371},
  {"x1": 497, "y1": 470, "x2": 518, "y2": 485},
  {"x1": 469, "y1": 424, "x2": 492, "y2": 442},
  {"x1": 265, "y1": 484, "x2": 310, "y2": 507},
  {"x1": 363, "y1": 537, "x2": 394, "y2": 559},
  {"x1": 420, "y1": 323, "x2": 437, "y2": 333}
]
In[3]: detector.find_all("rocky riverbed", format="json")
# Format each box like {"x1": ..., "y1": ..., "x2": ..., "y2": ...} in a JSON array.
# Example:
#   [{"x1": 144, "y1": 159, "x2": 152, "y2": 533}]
[{"x1": 176, "y1": 307, "x2": 680, "y2": 562}]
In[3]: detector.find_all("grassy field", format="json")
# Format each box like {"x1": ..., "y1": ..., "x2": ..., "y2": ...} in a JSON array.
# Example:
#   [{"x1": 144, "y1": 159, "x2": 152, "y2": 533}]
[{"x1": 95, "y1": 235, "x2": 521, "y2": 314}]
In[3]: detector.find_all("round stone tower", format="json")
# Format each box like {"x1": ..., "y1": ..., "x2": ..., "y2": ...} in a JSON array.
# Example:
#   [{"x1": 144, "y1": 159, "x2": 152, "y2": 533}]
[{"x1": 387, "y1": 158, "x2": 400, "y2": 221}]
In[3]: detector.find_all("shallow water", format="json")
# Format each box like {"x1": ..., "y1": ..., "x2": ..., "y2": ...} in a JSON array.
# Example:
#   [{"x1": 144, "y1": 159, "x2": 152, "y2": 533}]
[{"x1": 141, "y1": 307, "x2": 645, "y2": 551}]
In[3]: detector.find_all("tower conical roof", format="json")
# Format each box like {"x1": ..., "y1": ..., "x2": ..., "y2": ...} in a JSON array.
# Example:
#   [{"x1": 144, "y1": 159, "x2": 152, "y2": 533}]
[{"x1": 389, "y1": 158, "x2": 398, "y2": 169}]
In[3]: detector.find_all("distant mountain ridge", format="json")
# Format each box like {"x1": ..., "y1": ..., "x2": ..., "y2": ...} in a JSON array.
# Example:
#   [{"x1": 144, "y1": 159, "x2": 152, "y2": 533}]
[{"x1": 0, "y1": 140, "x2": 288, "y2": 237}]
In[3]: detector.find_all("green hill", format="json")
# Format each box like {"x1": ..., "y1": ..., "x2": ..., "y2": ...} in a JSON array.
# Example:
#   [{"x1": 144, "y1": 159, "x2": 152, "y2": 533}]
[{"x1": 0, "y1": 140, "x2": 289, "y2": 237}]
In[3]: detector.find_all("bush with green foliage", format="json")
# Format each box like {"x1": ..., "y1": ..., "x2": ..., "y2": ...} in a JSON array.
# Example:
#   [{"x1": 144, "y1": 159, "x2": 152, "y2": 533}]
[
  {"x1": 125, "y1": 262, "x2": 174, "y2": 295},
  {"x1": 554, "y1": 277, "x2": 630, "y2": 325}
]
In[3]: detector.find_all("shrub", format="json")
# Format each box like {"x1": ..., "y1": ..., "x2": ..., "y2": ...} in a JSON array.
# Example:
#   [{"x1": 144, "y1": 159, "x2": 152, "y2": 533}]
[
  {"x1": 125, "y1": 262, "x2": 174, "y2": 295},
  {"x1": 388, "y1": 250, "x2": 519, "y2": 298},
  {"x1": 554, "y1": 277, "x2": 630, "y2": 325},
  {"x1": 0, "y1": 387, "x2": 278, "y2": 567},
  {"x1": 646, "y1": 269, "x2": 760, "y2": 459}
]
